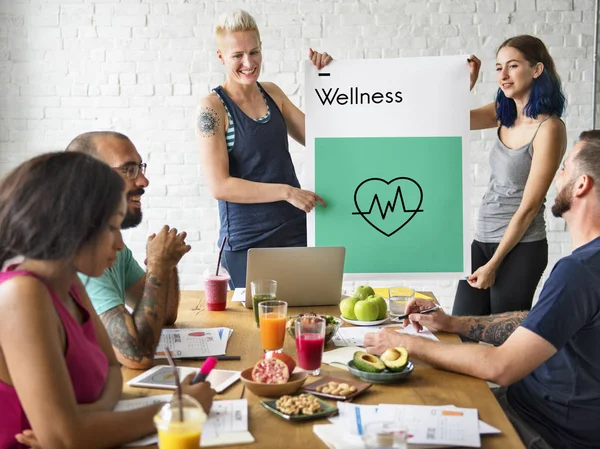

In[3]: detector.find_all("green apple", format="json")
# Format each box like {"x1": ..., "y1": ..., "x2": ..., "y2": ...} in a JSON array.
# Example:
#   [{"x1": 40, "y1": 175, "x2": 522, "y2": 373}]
[
  {"x1": 354, "y1": 299, "x2": 379, "y2": 321},
  {"x1": 354, "y1": 285, "x2": 375, "y2": 301},
  {"x1": 366, "y1": 295, "x2": 388, "y2": 320},
  {"x1": 340, "y1": 296, "x2": 360, "y2": 320}
]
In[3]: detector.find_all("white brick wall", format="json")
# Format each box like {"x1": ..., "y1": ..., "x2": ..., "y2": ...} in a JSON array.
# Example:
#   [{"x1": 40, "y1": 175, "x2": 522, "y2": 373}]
[{"x1": 0, "y1": 0, "x2": 597, "y2": 312}]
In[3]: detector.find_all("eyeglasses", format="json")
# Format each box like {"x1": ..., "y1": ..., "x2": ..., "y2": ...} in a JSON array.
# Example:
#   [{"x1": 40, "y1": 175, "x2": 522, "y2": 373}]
[{"x1": 114, "y1": 162, "x2": 147, "y2": 180}]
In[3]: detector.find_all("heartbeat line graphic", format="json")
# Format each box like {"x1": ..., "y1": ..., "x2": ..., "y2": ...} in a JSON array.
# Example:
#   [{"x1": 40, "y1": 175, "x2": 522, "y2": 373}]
[
  {"x1": 352, "y1": 185, "x2": 423, "y2": 219},
  {"x1": 352, "y1": 177, "x2": 425, "y2": 237}
]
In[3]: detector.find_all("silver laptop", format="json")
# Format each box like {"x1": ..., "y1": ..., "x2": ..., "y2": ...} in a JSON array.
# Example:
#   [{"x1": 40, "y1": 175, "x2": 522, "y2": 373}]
[{"x1": 244, "y1": 247, "x2": 346, "y2": 308}]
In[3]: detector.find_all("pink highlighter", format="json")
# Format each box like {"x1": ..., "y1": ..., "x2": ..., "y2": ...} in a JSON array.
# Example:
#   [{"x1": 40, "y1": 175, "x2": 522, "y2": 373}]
[{"x1": 191, "y1": 357, "x2": 218, "y2": 384}]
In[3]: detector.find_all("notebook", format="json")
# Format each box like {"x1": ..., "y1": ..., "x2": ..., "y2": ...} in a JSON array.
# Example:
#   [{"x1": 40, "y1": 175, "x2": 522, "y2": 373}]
[
  {"x1": 116, "y1": 397, "x2": 254, "y2": 447},
  {"x1": 244, "y1": 246, "x2": 346, "y2": 307}
]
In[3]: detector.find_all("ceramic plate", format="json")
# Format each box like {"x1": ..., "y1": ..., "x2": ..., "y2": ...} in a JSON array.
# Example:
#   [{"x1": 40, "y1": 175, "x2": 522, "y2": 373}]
[
  {"x1": 339, "y1": 315, "x2": 389, "y2": 326},
  {"x1": 347, "y1": 360, "x2": 414, "y2": 384},
  {"x1": 301, "y1": 376, "x2": 371, "y2": 400},
  {"x1": 260, "y1": 394, "x2": 338, "y2": 421}
]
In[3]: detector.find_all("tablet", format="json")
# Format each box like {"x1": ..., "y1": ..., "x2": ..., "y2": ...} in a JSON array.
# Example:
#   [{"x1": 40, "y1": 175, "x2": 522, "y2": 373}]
[{"x1": 127, "y1": 365, "x2": 241, "y2": 393}]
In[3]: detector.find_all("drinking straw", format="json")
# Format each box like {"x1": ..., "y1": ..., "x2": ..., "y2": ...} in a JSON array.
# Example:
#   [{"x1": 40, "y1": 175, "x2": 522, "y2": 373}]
[
  {"x1": 215, "y1": 236, "x2": 227, "y2": 276},
  {"x1": 164, "y1": 347, "x2": 184, "y2": 422}
]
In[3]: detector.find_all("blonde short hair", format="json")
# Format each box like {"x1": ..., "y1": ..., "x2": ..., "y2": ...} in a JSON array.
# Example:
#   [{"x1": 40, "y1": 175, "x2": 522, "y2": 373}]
[{"x1": 215, "y1": 9, "x2": 261, "y2": 43}]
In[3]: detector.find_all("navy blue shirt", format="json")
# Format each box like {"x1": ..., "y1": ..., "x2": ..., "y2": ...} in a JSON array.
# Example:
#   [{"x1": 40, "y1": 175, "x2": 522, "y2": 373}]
[
  {"x1": 508, "y1": 236, "x2": 600, "y2": 449},
  {"x1": 213, "y1": 83, "x2": 306, "y2": 252}
]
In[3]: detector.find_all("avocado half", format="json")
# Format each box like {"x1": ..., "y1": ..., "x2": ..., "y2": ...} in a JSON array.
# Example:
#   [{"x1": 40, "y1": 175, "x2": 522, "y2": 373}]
[
  {"x1": 380, "y1": 347, "x2": 409, "y2": 372},
  {"x1": 352, "y1": 351, "x2": 385, "y2": 373}
]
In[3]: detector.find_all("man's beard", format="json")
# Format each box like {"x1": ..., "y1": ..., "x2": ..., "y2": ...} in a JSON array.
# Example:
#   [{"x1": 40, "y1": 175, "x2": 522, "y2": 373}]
[
  {"x1": 551, "y1": 180, "x2": 574, "y2": 218},
  {"x1": 121, "y1": 208, "x2": 142, "y2": 229},
  {"x1": 121, "y1": 189, "x2": 144, "y2": 229}
]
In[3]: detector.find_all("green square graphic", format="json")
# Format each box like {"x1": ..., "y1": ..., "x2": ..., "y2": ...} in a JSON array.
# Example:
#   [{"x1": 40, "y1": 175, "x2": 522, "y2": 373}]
[{"x1": 315, "y1": 137, "x2": 463, "y2": 273}]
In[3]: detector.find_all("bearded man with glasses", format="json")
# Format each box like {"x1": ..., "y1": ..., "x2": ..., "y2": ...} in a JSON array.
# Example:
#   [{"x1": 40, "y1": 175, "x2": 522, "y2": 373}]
[{"x1": 67, "y1": 131, "x2": 191, "y2": 369}]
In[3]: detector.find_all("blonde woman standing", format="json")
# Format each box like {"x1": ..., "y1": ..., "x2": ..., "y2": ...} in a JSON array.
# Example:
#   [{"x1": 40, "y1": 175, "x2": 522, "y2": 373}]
[{"x1": 196, "y1": 10, "x2": 331, "y2": 288}]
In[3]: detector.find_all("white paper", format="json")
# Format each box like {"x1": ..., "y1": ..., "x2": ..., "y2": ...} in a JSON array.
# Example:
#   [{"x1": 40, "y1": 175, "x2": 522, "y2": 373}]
[
  {"x1": 398, "y1": 325, "x2": 440, "y2": 342},
  {"x1": 114, "y1": 395, "x2": 171, "y2": 447},
  {"x1": 378, "y1": 404, "x2": 481, "y2": 447},
  {"x1": 336, "y1": 402, "x2": 380, "y2": 435},
  {"x1": 305, "y1": 56, "x2": 472, "y2": 282},
  {"x1": 478, "y1": 420, "x2": 501, "y2": 435},
  {"x1": 332, "y1": 403, "x2": 499, "y2": 438},
  {"x1": 201, "y1": 399, "x2": 249, "y2": 440},
  {"x1": 332, "y1": 324, "x2": 399, "y2": 347},
  {"x1": 313, "y1": 424, "x2": 365, "y2": 449},
  {"x1": 443, "y1": 405, "x2": 500, "y2": 435},
  {"x1": 332, "y1": 324, "x2": 439, "y2": 347},
  {"x1": 114, "y1": 397, "x2": 253, "y2": 448},
  {"x1": 322, "y1": 346, "x2": 364, "y2": 370},
  {"x1": 232, "y1": 288, "x2": 246, "y2": 302},
  {"x1": 127, "y1": 365, "x2": 240, "y2": 393},
  {"x1": 155, "y1": 328, "x2": 233, "y2": 359}
]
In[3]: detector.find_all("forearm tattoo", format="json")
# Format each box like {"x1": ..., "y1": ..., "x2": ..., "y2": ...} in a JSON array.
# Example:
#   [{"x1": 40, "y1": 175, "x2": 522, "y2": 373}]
[
  {"x1": 465, "y1": 311, "x2": 528, "y2": 346},
  {"x1": 99, "y1": 274, "x2": 165, "y2": 363},
  {"x1": 197, "y1": 107, "x2": 220, "y2": 137}
]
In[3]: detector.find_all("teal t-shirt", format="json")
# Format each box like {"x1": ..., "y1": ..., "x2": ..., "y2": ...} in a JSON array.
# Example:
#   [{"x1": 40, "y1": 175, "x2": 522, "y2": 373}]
[{"x1": 79, "y1": 245, "x2": 145, "y2": 316}]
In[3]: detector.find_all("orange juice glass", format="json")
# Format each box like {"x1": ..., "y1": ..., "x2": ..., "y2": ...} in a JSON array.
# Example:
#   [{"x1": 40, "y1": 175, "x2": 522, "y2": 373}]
[
  {"x1": 258, "y1": 300, "x2": 288, "y2": 352},
  {"x1": 153, "y1": 395, "x2": 206, "y2": 449}
]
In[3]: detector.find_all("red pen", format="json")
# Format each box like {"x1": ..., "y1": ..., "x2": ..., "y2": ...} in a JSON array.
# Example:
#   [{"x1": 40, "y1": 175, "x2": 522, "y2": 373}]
[{"x1": 191, "y1": 357, "x2": 217, "y2": 384}]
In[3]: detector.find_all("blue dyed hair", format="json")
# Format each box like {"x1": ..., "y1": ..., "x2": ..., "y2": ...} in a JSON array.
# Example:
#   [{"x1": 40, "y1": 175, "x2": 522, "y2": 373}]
[{"x1": 495, "y1": 35, "x2": 566, "y2": 128}]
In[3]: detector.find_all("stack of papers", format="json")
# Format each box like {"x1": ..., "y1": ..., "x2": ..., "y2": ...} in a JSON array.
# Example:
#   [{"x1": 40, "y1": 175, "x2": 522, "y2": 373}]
[
  {"x1": 155, "y1": 328, "x2": 233, "y2": 359},
  {"x1": 332, "y1": 324, "x2": 439, "y2": 347},
  {"x1": 115, "y1": 397, "x2": 254, "y2": 447},
  {"x1": 314, "y1": 402, "x2": 500, "y2": 448}
]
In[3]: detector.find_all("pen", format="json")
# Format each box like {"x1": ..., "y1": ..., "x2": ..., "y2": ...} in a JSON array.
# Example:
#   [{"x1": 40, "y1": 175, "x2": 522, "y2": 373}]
[
  {"x1": 417, "y1": 305, "x2": 441, "y2": 315},
  {"x1": 392, "y1": 305, "x2": 442, "y2": 321},
  {"x1": 191, "y1": 357, "x2": 218, "y2": 384},
  {"x1": 180, "y1": 355, "x2": 241, "y2": 361}
]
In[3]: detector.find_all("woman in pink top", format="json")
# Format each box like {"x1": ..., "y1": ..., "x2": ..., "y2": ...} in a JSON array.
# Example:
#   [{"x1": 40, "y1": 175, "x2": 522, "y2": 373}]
[{"x1": 0, "y1": 152, "x2": 214, "y2": 449}]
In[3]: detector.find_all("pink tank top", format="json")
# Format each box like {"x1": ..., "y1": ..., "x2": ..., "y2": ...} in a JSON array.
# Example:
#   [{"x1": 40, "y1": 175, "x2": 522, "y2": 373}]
[{"x1": 0, "y1": 270, "x2": 109, "y2": 449}]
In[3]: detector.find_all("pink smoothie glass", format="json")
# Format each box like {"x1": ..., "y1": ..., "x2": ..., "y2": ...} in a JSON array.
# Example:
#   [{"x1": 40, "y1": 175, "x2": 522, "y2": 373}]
[
  {"x1": 295, "y1": 315, "x2": 326, "y2": 376},
  {"x1": 203, "y1": 267, "x2": 230, "y2": 311}
]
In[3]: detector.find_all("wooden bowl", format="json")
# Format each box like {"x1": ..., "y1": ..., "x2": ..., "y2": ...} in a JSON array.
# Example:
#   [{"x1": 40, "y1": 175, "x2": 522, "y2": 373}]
[{"x1": 240, "y1": 368, "x2": 308, "y2": 398}]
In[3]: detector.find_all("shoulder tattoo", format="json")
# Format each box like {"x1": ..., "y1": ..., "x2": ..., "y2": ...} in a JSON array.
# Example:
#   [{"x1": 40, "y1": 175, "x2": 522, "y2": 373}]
[{"x1": 197, "y1": 107, "x2": 220, "y2": 137}]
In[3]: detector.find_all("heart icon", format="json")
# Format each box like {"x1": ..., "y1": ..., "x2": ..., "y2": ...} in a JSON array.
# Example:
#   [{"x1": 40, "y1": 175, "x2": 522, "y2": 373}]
[{"x1": 352, "y1": 177, "x2": 424, "y2": 237}]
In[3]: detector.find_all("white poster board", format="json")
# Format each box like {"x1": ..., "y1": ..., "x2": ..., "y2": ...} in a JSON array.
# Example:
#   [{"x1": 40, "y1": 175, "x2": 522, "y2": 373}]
[{"x1": 305, "y1": 56, "x2": 471, "y2": 281}]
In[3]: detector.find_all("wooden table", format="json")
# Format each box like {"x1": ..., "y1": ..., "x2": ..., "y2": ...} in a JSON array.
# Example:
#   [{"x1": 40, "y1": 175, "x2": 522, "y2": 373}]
[{"x1": 122, "y1": 291, "x2": 524, "y2": 449}]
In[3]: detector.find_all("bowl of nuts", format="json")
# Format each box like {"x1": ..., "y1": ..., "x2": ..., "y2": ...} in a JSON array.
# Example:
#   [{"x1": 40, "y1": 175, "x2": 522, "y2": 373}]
[
  {"x1": 301, "y1": 376, "x2": 372, "y2": 400},
  {"x1": 260, "y1": 393, "x2": 338, "y2": 421}
]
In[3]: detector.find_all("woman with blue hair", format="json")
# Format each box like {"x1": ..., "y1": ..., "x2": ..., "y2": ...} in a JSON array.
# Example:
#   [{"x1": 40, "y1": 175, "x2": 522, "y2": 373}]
[{"x1": 454, "y1": 35, "x2": 567, "y2": 316}]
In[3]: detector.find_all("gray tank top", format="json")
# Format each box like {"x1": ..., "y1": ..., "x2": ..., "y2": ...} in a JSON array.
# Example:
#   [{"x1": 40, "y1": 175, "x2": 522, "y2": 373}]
[{"x1": 475, "y1": 118, "x2": 553, "y2": 243}]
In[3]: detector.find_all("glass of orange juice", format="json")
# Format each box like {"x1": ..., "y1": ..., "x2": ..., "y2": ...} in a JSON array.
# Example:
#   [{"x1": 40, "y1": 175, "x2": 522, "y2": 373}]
[
  {"x1": 153, "y1": 395, "x2": 206, "y2": 449},
  {"x1": 258, "y1": 300, "x2": 288, "y2": 352}
]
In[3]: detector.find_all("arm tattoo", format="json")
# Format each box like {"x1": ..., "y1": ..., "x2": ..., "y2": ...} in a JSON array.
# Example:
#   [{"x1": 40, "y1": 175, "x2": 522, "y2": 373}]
[
  {"x1": 100, "y1": 308, "x2": 149, "y2": 363},
  {"x1": 465, "y1": 311, "x2": 528, "y2": 346},
  {"x1": 99, "y1": 273, "x2": 166, "y2": 363},
  {"x1": 197, "y1": 107, "x2": 220, "y2": 137}
]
